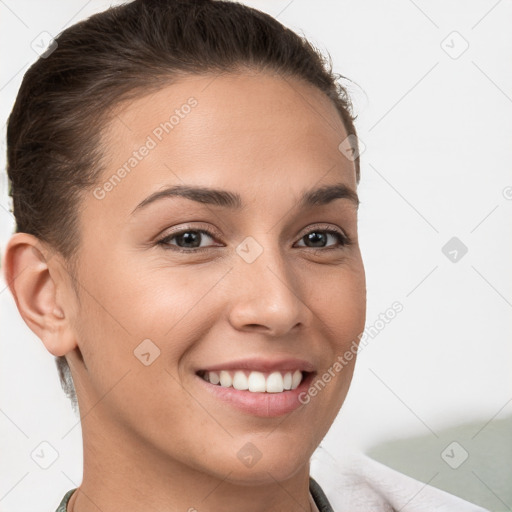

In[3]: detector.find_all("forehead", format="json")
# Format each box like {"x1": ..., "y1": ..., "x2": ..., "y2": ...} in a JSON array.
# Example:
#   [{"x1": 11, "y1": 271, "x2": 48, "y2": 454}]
[{"x1": 90, "y1": 71, "x2": 356, "y2": 220}]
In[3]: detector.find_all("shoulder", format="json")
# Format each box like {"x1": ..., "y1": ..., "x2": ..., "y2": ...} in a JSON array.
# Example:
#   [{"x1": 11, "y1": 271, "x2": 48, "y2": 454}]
[
  {"x1": 311, "y1": 449, "x2": 490, "y2": 512},
  {"x1": 54, "y1": 489, "x2": 76, "y2": 512}
]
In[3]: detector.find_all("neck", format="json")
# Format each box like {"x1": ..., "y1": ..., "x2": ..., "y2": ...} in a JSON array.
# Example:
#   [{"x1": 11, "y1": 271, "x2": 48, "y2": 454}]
[{"x1": 68, "y1": 414, "x2": 313, "y2": 512}]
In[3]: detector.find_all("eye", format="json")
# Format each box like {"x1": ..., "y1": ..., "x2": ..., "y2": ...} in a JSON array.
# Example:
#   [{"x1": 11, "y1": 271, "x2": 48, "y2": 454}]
[
  {"x1": 294, "y1": 226, "x2": 351, "y2": 250},
  {"x1": 157, "y1": 228, "x2": 220, "y2": 253}
]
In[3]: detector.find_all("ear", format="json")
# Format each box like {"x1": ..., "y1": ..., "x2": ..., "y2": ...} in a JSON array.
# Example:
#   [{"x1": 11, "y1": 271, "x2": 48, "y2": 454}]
[{"x1": 2, "y1": 233, "x2": 78, "y2": 356}]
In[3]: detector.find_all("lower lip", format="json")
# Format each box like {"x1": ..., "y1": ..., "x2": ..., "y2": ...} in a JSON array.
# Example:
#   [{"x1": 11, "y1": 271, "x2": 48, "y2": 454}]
[{"x1": 196, "y1": 372, "x2": 315, "y2": 417}]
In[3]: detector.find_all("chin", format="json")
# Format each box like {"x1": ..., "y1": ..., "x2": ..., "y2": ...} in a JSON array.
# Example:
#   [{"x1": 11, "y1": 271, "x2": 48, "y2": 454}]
[
  {"x1": 222, "y1": 456, "x2": 311, "y2": 486},
  {"x1": 222, "y1": 433, "x2": 316, "y2": 485}
]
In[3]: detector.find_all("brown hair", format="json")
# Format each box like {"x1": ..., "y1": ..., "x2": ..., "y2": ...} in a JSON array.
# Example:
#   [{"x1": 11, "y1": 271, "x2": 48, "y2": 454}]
[{"x1": 6, "y1": 0, "x2": 361, "y2": 410}]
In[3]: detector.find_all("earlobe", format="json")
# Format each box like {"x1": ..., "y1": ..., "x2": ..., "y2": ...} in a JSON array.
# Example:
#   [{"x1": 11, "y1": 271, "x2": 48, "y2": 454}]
[{"x1": 2, "y1": 233, "x2": 77, "y2": 356}]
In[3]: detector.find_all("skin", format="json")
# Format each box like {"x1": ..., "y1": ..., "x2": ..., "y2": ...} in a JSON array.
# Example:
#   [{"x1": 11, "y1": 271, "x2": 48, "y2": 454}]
[{"x1": 3, "y1": 70, "x2": 366, "y2": 512}]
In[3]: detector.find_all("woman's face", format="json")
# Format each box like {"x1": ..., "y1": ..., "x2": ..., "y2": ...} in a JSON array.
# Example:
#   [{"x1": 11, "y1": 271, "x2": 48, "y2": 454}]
[{"x1": 65, "y1": 71, "x2": 366, "y2": 483}]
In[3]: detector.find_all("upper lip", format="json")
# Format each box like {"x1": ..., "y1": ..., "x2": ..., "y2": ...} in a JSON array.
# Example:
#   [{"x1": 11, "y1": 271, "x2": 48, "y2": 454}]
[{"x1": 197, "y1": 357, "x2": 316, "y2": 373}]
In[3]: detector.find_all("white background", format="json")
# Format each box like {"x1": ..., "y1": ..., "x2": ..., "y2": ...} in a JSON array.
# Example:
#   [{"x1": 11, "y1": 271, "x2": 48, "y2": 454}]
[{"x1": 1, "y1": 1, "x2": 511, "y2": 511}]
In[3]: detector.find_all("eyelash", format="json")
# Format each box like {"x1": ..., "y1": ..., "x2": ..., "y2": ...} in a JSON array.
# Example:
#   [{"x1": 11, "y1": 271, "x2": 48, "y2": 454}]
[{"x1": 156, "y1": 224, "x2": 351, "y2": 254}]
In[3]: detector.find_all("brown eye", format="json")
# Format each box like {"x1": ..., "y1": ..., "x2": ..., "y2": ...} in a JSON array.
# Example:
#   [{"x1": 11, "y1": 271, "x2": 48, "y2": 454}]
[
  {"x1": 157, "y1": 229, "x2": 220, "y2": 253},
  {"x1": 295, "y1": 228, "x2": 350, "y2": 250}
]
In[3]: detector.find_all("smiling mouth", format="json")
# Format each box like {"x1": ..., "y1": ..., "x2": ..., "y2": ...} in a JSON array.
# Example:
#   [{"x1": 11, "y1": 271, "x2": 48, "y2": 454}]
[{"x1": 196, "y1": 369, "x2": 307, "y2": 393}]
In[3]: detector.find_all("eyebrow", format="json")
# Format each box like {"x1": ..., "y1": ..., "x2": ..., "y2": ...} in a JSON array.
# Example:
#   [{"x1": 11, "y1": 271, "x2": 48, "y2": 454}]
[{"x1": 131, "y1": 182, "x2": 359, "y2": 215}]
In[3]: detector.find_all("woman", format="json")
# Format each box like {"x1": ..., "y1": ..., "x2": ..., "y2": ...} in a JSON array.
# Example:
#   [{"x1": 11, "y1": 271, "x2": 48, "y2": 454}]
[{"x1": 2, "y1": 1, "x2": 489, "y2": 511}]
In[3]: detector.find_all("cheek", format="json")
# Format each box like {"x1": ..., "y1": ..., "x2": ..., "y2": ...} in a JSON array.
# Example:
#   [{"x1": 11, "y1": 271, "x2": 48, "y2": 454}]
[
  {"x1": 303, "y1": 261, "x2": 365, "y2": 407},
  {"x1": 78, "y1": 250, "x2": 227, "y2": 339},
  {"x1": 308, "y1": 260, "x2": 366, "y2": 342},
  {"x1": 71, "y1": 261, "x2": 211, "y2": 435}
]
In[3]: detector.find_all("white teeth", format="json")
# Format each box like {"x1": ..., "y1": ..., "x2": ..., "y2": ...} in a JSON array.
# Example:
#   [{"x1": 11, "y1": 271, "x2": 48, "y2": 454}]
[
  {"x1": 291, "y1": 370, "x2": 302, "y2": 390},
  {"x1": 202, "y1": 369, "x2": 305, "y2": 393},
  {"x1": 219, "y1": 370, "x2": 232, "y2": 387},
  {"x1": 248, "y1": 371, "x2": 266, "y2": 392},
  {"x1": 232, "y1": 371, "x2": 249, "y2": 390},
  {"x1": 266, "y1": 371, "x2": 284, "y2": 393}
]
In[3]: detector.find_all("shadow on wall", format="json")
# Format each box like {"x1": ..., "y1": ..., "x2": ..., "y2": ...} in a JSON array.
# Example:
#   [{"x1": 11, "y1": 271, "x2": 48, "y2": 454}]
[{"x1": 366, "y1": 415, "x2": 512, "y2": 512}]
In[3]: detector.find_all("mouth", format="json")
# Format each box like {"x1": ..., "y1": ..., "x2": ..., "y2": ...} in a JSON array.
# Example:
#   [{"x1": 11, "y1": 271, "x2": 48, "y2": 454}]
[
  {"x1": 194, "y1": 359, "x2": 316, "y2": 417},
  {"x1": 196, "y1": 369, "x2": 307, "y2": 393}
]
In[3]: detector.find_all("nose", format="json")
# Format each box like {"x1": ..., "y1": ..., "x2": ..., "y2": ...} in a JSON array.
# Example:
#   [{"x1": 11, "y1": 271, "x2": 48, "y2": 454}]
[{"x1": 226, "y1": 237, "x2": 313, "y2": 337}]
